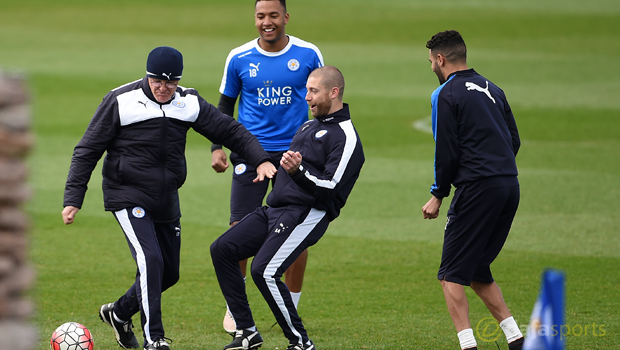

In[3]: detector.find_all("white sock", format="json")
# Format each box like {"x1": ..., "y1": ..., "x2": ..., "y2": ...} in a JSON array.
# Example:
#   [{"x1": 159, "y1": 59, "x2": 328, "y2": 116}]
[
  {"x1": 500, "y1": 316, "x2": 523, "y2": 343},
  {"x1": 290, "y1": 292, "x2": 302, "y2": 309},
  {"x1": 457, "y1": 328, "x2": 477, "y2": 349},
  {"x1": 245, "y1": 326, "x2": 257, "y2": 332}
]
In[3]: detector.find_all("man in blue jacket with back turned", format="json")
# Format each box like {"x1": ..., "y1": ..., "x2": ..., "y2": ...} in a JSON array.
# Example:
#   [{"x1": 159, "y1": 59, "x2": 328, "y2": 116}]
[{"x1": 421, "y1": 30, "x2": 524, "y2": 350}]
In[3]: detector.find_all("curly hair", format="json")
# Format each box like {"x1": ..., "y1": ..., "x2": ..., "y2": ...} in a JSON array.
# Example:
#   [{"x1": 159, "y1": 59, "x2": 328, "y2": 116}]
[
  {"x1": 255, "y1": 0, "x2": 286, "y2": 12},
  {"x1": 426, "y1": 30, "x2": 467, "y2": 63}
]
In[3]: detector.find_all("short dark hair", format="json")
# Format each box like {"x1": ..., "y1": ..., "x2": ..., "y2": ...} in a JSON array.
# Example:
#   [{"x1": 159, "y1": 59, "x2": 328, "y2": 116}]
[
  {"x1": 310, "y1": 66, "x2": 345, "y2": 99},
  {"x1": 255, "y1": 0, "x2": 286, "y2": 12},
  {"x1": 426, "y1": 30, "x2": 467, "y2": 63}
]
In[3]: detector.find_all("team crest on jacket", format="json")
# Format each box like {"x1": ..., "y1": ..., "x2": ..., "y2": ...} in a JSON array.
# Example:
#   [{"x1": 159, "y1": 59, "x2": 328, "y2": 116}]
[
  {"x1": 235, "y1": 163, "x2": 247, "y2": 175},
  {"x1": 315, "y1": 130, "x2": 328, "y2": 138},
  {"x1": 287, "y1": 59, "x2": 300, "y2": 71},
  {"x1": 132, "y1": 207, "x2": 146, "y2": 218},
  {"x1": 172, "y1": 100, "x2": 186, "y2": 108}
]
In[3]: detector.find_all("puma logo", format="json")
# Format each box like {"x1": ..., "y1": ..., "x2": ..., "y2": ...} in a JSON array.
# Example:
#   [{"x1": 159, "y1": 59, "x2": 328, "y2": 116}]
[
  {"x1": 465, "y1": 81, "x2": 495, "y2": 104},
  {"x1": 138, "y1": 101, "x2": 147, "y2": 108},
  {"x1": 162, "y1": 72, "x2": 171, "y2": 80},
  {"x1": 274, "y1": 222, "x2": 289, "y2": 233},
  {"x1": 249, "y1": 63, "x2": 260, "y2": 71}
]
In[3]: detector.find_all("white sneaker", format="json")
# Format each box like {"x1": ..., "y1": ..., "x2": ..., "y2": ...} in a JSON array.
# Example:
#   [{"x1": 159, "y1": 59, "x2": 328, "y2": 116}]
[{"x1": 223, "y1": 309, "x2": 236, "y2": 335}]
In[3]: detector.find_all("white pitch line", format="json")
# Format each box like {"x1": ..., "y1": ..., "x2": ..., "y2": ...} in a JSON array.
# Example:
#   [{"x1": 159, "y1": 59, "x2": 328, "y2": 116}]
[{"x1": 412, "y1": 116, "x2": 433, "y2": 135}]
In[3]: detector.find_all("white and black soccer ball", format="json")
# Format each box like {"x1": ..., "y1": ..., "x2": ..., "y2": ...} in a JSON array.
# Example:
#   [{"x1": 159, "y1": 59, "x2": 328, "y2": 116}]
[{"x1": 50, "y1": 322, "x2": 94, "y2": 350}]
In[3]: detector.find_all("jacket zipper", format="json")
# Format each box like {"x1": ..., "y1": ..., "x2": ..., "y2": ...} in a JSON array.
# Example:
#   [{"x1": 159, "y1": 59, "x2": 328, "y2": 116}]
[{"x1": 158, "y1": 106, "x2": 168, "y2": 214}]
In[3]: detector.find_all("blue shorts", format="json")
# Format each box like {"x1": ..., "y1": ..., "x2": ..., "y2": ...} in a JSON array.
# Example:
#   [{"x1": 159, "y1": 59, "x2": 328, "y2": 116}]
[
  {"x1": 229, "y1": 151, "x2": 282, "y2": 224},
  {"x1": 437, "y1": 176, "x2": 519, "y2": 286}
]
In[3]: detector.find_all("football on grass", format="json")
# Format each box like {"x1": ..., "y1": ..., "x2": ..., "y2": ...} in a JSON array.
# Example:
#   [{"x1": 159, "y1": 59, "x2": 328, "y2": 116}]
[{"x1": 50, "y1": 322, "x2": 94, "y2": 350}]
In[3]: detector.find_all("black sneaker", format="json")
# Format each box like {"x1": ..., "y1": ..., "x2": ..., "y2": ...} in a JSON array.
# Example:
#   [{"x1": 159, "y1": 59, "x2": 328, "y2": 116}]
[
  {"x1": 287, "y1": 340, "x2": 316, "y2": 350},
  {"x1": 508, "y1": 337, "x2": 524, "y2": 350},
  {"x1": 144, "y1": 338, "x2": 171, "y2": 350},
  {"x1": 223, "y1": 329, "x2": 264, "y2": 350},
  {"x1": 99, "y1": 302, "x2": 141, "y2": 349}
]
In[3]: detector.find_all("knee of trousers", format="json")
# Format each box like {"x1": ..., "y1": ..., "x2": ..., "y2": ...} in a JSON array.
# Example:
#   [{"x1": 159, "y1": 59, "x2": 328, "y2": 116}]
[
  {"x1": 250, "y1": 263, "x2": 273, "y2": 286},
  {"x1": 162, "y1": 271, "x2": 180, "y2": 291},
  {"x1": 143, "y1": 250, "x2": 165, "y2": 270},
  {"x1": 210, "y1": 237, "x2": 237, "y2": 264}
]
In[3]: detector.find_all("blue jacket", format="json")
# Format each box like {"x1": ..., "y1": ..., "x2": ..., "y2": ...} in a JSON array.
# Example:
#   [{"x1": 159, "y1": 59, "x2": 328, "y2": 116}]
[
  {"x1": 430, "y1": 69, "x2": 520, "y2": 199},
  {"x1": 267, "y1": 104, "x2": 365, "y2": 221}
]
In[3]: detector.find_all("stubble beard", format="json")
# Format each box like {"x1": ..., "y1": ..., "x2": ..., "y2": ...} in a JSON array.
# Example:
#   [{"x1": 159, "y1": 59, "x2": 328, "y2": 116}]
[{"x1": 434, "y1": 69, "x2": 446, "y2": 85}]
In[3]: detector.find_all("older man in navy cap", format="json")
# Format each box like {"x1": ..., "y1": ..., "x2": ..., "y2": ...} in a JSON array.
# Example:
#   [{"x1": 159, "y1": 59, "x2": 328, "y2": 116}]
[{"x1": 62, "y1": 46, "x2": 277, "y2": 350}]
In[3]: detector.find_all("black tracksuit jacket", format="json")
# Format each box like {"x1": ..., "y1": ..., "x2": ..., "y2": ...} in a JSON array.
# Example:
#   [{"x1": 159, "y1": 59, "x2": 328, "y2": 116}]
[
  {"x1": 64, "y1": 76, "x2": 269, "y2": 222},
  {"x1": 266, "y1": 104, "x2": 365, "y2": 221},
  {"x1": 430, "y1": 69, "x2": 520, "y2": 199}
]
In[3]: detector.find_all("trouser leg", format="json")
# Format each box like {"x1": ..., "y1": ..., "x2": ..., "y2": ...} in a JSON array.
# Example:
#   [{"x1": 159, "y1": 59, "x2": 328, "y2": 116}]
[
  {"x1": 113, "y1": 209, "x2": 180, "y2": 344},
  {"x1": 211, "y1": 207, "x2": 269, "y2": 329},
  {"x1": 251, "y1": 207, "x2": 328, "y2": 345}
]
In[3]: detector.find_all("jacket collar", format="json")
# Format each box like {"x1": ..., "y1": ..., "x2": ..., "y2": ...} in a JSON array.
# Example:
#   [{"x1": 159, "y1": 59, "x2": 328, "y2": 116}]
[
  {"x1": 141, "y1": 76, "x2": 175, "y2": 105},
  {"x1": 316, "y1": 103, "x2": 351, "y2": 123},
  {"x1": 446, "y1": 68, "x2": 477, "y2": 80}
]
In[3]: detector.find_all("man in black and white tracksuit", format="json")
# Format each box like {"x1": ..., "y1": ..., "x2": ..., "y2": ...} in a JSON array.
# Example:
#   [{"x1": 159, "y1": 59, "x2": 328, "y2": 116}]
[
  {"x1": 62, "y1": 46, "x2": 276, "y2": 350},
  {"x1": 211, "y1": 66, "x2": 365, "y2": 350}
]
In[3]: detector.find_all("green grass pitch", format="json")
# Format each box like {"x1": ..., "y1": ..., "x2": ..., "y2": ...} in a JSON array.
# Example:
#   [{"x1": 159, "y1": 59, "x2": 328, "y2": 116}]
[{"x1": 1, "y1": 0, "x2": 619, "y2": 349}]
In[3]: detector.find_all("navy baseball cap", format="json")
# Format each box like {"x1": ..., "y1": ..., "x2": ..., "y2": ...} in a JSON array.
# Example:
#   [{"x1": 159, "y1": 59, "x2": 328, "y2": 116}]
[{"x1": 146, "y1": 46, "x2": 183, "y2": 80}]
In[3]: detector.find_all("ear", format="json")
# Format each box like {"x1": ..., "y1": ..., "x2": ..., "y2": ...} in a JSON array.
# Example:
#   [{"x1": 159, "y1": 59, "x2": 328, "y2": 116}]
[
  {"x1": 284, "y1": 12, "x2": 290, "y2": 25},
  {"x1": 436, "y1": 53, "x2": 445, "y2": 67},
  {"x1": 330, "y1": 87, "x2": 339, "y2": 99}
]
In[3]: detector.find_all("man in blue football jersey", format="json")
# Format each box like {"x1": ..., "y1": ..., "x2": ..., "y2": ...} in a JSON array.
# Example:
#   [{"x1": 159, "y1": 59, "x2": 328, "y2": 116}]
[
  {"x1": 210, "y1": 0, "x2": 324, "y2": 333},
  {"x1": 421, "y1": 30, "x2": 524, "y2": 350}
]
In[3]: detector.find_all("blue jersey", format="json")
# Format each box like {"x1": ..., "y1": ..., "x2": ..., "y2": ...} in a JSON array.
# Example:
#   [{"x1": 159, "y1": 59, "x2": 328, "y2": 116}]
[{"x1": 219, "y1": 35, "x2": 324, "y2": 151}]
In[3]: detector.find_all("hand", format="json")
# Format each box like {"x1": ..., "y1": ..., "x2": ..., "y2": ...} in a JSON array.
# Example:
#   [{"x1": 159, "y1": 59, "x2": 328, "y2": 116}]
[
  {"x1": 281, "y1": 150, "x2": 302, "y2": 175},
  {"x1": 211, "y1": 149, "x2": 229, "y2": 173},
  {"x1": 62, "y1": 206, "x2": 80, "y2": 225},
  {"x1": 253, "y1": 161, "x2": 277, "y2": 182},
  {"x1": 422, "y1": 196, "x2": 442, "y2": 219}
]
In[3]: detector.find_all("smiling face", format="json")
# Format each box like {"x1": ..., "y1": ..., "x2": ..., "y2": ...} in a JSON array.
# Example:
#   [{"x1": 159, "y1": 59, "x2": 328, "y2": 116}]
[
  {"x1": 255, "y1": 0, "x2": 289, "y2": 52},
  {"x1": 305, "y1": 75, "x2": 335, "y2": 118},
  {"x1": 148, "y1": 78, "x2": 179, "y2": 103}
]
